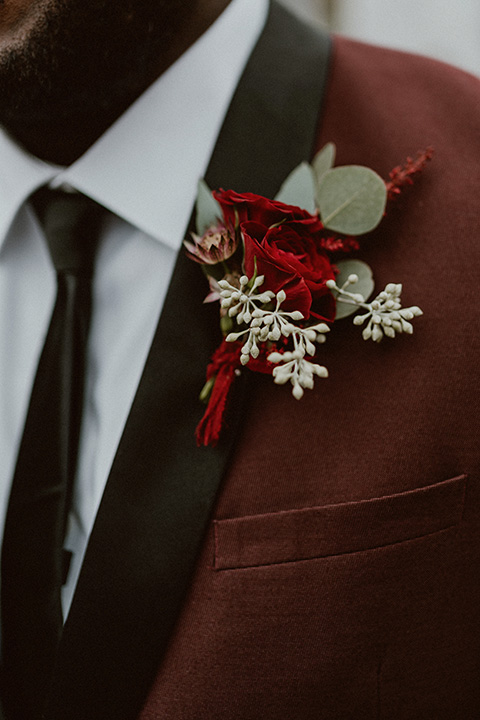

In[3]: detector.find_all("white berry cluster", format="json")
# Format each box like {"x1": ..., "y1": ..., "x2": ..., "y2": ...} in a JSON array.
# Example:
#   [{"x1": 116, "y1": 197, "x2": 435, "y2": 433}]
[
  {"x1": 353, "y1": 284, "x2": 423, "y2": 341},
  {"x1": 326, "y1": 276, "x2": 423, "y2": 342},
  {"x1": 218, "y1": 271, "x2": 423, "y2": 400},
  {"x1": 219, "y1": 275, "x2": 330, "y2": 398}
]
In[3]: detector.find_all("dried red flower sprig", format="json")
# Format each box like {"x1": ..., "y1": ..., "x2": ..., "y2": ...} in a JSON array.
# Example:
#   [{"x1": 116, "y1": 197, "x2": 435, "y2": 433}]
[
  {"x1": 195, "y1": 339, "x2": 281, "y2": 447},
  {"x1": 386, "y1": 147, "x2": 434, "y2": 201}
]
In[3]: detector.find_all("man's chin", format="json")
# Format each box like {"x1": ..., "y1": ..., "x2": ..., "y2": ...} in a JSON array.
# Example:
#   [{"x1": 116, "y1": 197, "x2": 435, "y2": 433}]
[
  {"x1": 0, "y1": 0, "x2": 194, "y2": 161},
  {"x1": 0, "y1": 0, "x2": 46, "y2": 40}
]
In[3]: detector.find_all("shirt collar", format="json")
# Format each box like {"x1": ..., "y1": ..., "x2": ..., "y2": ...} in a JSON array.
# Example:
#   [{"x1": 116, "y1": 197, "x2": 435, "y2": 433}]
[
  {"x1": 0, "y1": 132, "x2": 61, "y2": 249},
  {"x1": 0, "y1": 0, "x2": 268, "y2": 252}
]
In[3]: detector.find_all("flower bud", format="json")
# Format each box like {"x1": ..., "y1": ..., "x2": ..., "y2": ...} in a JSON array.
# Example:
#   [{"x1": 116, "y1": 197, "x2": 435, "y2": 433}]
[{"x1": 292, "y1": 384, "x2": 304, "y2": 400}]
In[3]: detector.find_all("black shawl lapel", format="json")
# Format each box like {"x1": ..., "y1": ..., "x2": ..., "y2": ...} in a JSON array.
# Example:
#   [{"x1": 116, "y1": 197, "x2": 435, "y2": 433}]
[{"x1": 45, "y1": 4, "x2": 331, "y2": 718}]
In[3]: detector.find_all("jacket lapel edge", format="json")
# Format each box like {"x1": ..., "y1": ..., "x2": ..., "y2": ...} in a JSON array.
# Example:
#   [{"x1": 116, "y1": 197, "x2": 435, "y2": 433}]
[{"x1": 46, "y1": 4, "x2": 332, "y2": 718}]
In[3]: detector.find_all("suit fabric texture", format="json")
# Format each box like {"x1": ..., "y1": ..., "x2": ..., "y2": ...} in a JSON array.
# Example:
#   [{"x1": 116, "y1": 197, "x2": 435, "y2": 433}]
[{"x1": 28, "y1": 2, "x2": 480, "y2": 719}]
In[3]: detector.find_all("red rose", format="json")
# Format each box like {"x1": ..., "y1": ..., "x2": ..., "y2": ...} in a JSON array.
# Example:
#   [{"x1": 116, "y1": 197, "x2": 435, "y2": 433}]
[
  {"x1": 241, "y1": 220, "x2": 336, "y2": 321},
  {"x1": 214, "y1": 189, "x2": 324, "y2": 234},
  {"x1": 213, "y1": 189, "x2": 336, "y2": 321}
]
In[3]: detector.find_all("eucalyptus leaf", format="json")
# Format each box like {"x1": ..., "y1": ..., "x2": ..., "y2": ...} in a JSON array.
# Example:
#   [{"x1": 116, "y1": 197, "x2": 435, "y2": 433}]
[
  {"x1": 274, "y1": 162, "x2": 317, "y2": 214},
  {"x1": 334, "y1": 259, "x2": 375, "y2": 319},
  {"x1": 195, "y1": 179, "x2": 222, "y2": 235},
  {"x1": 318, "y1": 165, "x2": 387, "y2": 235},
  {"x1": 312, "y1": 142, "x2": 336, "y2": 186}
]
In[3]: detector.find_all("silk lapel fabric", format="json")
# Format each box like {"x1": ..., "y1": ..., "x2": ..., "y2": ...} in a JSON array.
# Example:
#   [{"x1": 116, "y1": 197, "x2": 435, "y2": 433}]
[{"x1": 43, "y1": 4, "x2": 331, "y2": 719}]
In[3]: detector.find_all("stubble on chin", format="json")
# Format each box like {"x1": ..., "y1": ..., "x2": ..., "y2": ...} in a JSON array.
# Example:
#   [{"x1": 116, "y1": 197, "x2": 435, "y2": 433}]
[{"x1": 0, "y1": 0, "x2": 192, "y2": 157}]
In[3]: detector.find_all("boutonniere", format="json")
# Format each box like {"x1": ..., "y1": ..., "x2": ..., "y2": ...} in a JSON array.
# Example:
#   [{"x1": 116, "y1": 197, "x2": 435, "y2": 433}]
[{"x1": 186, "y1": 144, "x2": 432, "y2": 447}]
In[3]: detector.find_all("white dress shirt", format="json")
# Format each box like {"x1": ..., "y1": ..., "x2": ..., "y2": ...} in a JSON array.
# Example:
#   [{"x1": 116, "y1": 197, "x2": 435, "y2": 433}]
[{"x1": 0, "y1": 0, "x2": 269, "y2": 618}]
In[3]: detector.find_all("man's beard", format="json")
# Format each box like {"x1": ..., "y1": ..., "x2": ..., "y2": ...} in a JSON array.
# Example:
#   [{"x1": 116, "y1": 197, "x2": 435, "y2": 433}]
[{"x1": 0, "y1": 0, "x2": 196, "y2": 146}]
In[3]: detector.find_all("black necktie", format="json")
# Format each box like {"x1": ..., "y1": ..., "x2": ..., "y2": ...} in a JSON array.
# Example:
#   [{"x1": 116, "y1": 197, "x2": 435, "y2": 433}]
[{"x1": 1, "y1": 189, "x2": 104, "y2": 719}]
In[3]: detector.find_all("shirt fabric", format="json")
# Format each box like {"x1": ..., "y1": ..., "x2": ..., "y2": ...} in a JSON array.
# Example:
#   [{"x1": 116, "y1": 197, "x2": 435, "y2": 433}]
[{"x1": 0, "y1": 0, "x2": 269, "y2": 618}]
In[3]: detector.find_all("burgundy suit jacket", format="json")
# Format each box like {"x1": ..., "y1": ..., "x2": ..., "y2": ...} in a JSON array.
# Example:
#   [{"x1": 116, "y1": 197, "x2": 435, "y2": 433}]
[
  {"x1": 140, "y1": 16, "x2": 480, "y2": 720},
  {"x1": 41, "y1": 4, "x2": 480, "y2": 719}
]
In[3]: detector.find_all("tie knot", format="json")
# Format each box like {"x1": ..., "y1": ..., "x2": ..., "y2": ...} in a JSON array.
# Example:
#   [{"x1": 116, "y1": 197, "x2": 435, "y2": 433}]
[{"x1": 31, "y1": 188, "x2": 104, "y2": 275}]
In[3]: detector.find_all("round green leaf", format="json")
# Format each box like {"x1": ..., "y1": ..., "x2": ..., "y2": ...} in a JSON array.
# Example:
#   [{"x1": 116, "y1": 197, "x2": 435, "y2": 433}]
[
  {"x1": 334, "y1": 259, "x2": 375, "y2": 319},
  {"x1": 318, "y1": 165, "x2": 387, "y2": 235},
  {"x1": 312, "y1": 142, "x2": 336, "y2": 186},
  {"x1": 274, "y1": 162, "x2": 316, "y2": 214}
]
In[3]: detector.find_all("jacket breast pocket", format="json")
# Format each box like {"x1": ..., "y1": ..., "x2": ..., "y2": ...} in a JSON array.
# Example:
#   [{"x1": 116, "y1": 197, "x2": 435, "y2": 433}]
[{"x1": 213, "y1": 474, "x2": 467, "y2": 570}]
